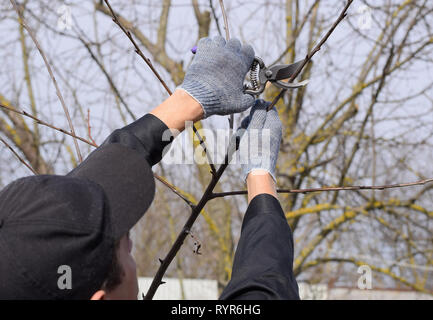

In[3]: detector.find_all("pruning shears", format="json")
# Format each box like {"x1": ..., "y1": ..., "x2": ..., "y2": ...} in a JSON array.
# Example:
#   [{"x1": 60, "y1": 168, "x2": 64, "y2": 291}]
[
  {"x1": 243, "y1": 57, "x2": 309, "y2": 96},
  {"x1": 191, "y1": 46, "x2": 309, "y2": 97}
]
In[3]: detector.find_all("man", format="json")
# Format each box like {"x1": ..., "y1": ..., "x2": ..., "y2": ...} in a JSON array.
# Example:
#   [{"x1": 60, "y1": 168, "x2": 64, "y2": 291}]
[{"x1": 0, "y1": 36, "x2": 299, "y2": 300}]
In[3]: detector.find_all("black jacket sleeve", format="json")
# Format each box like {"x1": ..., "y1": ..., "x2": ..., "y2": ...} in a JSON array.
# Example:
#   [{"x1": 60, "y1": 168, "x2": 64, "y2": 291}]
[
  {"x1": 219, "y1": 193, "x2": 300, "y2": 300},
  {"x1": 66, "y1": 114, "x2": 172, "y2": 237},
  {"x1": 99, "y1": 113, "x2": 173, "y2": 166},
  {"x1": 69, "y1": 114, "x2": 299, "y2": 299}
]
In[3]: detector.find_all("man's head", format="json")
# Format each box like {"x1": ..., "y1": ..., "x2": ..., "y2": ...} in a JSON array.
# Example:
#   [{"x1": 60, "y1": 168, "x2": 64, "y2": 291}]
[
  {"x1": 0, "y1": 142, "x2": 155, "y2": 299},
  {"x1": 0, "y1": 173, "x2": 152, "y2": 299},
  {"x1": 91, "y1": 232, "x2": 139, "y2": 300}
]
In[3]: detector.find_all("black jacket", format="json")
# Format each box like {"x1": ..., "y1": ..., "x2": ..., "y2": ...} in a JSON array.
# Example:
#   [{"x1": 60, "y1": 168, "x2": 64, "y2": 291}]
[{"x1": 86, "y1": 113, "x2": 300, "y2": 300}]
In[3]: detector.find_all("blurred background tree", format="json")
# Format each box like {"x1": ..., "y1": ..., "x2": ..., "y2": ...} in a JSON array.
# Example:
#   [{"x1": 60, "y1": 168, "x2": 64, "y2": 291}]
[{"x1": 1, "y1": 0, "x2": 432, "y2": 296}]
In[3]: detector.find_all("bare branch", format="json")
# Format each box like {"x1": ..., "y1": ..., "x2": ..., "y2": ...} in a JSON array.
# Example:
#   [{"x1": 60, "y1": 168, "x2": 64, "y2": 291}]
[
  {"x1": 144, "y1": 161, "x2": 230, "y2": 299},
  {"x1": 0, "y1": 136, "x2": 37, "y2": 175},
  {"x1": 208, "y1": 0, "x2": 223, "y2": 36},
  {"x1": 86, "y1": 109, "x2": 97, "y2": 147},
  {"x1": 218, "y1": 0, "x2": 234, "y2": 130},
  {"x1": 0, "y1": 103, "x2": 97, "y2": 148},
  {"x1": 157, "y1": 0, "x2": 171, "y2": 49},
  {"x1": 218, "y1": 0, "x2": 230, "y2": 40},
  {"x1": 219, "y1": 0, "x2": 235, "y2": 129},
  {"x1": 209, "y1": 177, "x2": 433, "y2": 199},
  {"x1": 144, "y1": 0, "x2": 354, "y2": 299},
  {"x1": 102, "y1": 0, "x2": 173, "y2": 95}
]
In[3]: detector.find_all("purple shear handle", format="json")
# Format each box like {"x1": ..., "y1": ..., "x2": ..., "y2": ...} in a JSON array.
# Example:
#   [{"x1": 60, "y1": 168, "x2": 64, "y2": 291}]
[{"x1": 191, "y1": 46, "x2": 197, "y2": 54}]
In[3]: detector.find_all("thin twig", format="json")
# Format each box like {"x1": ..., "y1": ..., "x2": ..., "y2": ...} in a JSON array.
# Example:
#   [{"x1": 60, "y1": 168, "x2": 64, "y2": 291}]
[
  {"x1": 10, "y1": 0, "x2": 83, "y2": 163},
  {"x1": 209, "y1": 0, "x2": 223, "y2": 36},
  {"x1": 0, "y1": 137, "x2": 37, "y2": 175},
  {"x1": 209, "y1": 178, "x2": 433, "y2": 199},
  {"x1": 192, "y1": 126, "x2": 217, "y2": 175},
  {"x1": 218, "y1": 0, "x2": 234, "y2": 131},
  {"x1": 103, "y1": 0, "x2": 172, "y2": 95},
  {"x1": 0, "y1": 102, "x2": 97, "y2": 147},
  {"x1": 218, "y1": 0, "x2": 230, "y2": 40},
  {"x1": 153, "y1": 174, "x2": 196, "y2": 208},
  {"x1": 86, "y1": 109, "x2": 97, "y2": 146},
  {"x1": 75, "y1": 32, "x2": 137, "y2": 120}
]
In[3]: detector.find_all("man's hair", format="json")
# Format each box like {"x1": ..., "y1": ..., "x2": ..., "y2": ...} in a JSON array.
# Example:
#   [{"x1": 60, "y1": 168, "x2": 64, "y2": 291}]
[{"x1": 101, "y1": 239, "x2": 124, "y2": 292}]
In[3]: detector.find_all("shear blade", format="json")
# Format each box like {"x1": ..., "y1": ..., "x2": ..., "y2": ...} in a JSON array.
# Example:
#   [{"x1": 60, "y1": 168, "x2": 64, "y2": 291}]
[
  {"x1": 274, "y1": 79, "x2": 309, "y2": 89},
  {"x1": 271, "y1": 59, "x2": 306, "y2": 81}
]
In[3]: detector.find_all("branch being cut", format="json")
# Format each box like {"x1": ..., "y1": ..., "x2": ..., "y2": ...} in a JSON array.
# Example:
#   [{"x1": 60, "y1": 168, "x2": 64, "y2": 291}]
[
  {"x1": 268, "y1": 0, "x2": 354, "y2": 110},
  {"x1": 218, "y1": 0, "x2": 234, "y2": 130}
]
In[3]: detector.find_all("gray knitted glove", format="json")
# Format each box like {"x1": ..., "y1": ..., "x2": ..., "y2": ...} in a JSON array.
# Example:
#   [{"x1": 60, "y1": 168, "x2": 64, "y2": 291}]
[
  {"x1": 179, "y1": 36, "x2": 255, "y2": 118},
  {"x1": 238, "y1": 99, "x2": 282, "y2": 182}
]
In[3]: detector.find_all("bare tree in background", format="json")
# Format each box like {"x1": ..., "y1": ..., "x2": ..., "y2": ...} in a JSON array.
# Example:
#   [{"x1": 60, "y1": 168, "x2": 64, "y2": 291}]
[{"x1": 1, "y1": 0, "x2": 432, "y2": 297}]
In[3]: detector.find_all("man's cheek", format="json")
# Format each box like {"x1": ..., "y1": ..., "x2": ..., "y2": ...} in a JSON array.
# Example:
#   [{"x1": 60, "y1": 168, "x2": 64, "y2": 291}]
[
  {"x1": 128, "y1": 238, "x2": 133, "y2": 253},
  {"x1": 129, "y1": 257, "x2": 139, "y2": 298},
  {"x1": 126, "y1": 255, "x2": 137, "y2": 279}
]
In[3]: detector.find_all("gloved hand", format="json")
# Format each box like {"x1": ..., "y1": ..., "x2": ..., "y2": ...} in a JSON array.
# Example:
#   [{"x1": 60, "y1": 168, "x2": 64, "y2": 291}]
[
  {"x1": 237, "y1": 99, "x2": 282, "y2": 182},
  {"x1": 178, "y1": 36, "x2": 255, "y2": 118}
]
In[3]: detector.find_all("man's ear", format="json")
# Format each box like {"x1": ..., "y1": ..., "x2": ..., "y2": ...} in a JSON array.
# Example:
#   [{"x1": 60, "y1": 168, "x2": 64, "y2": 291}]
[{"x1": 90, "y1": 290, "x2": 106, "y2": 300}]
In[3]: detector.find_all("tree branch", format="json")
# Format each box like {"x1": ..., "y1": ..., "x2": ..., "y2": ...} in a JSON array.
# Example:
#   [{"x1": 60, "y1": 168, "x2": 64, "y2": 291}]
[
  {"x1": 218, "y1": 0, "x2": 230, "y2": 40},
  {"x1": 96, "y1": 1, "x2": 184, "y2": 86},
  {"x1": 192, "y1": 0, "x2": 211, "y2": 39},
  {"x1": 1, "y1": 102, "x2": 97, "y2": 147},
  {"x1": 209, "y1": 177, "x2": 433, "y2": 198},
  {"x1": 0, "y1": 136, "x2": 37, "y2": 175},
  {"x1": 208, "y1": 0, "x2": 223, "y2": 36},
  {"x1": 157, "y1": 0, "x2": 171, "y2": 49},
  {"x1": 102, "y1": 0, "x2": 173, "y2": 95}
]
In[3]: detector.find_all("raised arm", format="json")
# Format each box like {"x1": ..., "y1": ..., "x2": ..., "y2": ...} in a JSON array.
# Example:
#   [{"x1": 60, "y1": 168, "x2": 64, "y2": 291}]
[
  {"x1": 220, "y1": 100, "x2": 300, "y2": 300},
  {"x1": 66, "y1": 36, "x2": 255, "y2": 241},
  {"x1": 69, "y1": 36, "x2": 255, "y2": 172}
]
